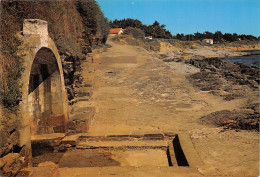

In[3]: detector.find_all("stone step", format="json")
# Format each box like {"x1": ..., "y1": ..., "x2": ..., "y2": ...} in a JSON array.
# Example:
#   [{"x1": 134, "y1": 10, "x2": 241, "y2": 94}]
[
  {"x1": 61, "y1": 134, "x2": 83, "y2": 147},
  {"x1": 61, "y1": 133, "x2": 176, "y2": 148},
  {"x1": 76, "y1": 140, "x2": 168, "y2": 149},
  {"x1": 83, "y1": 80, "x2": 95, "y2": 88},
  {"x1": 68, "y1": 107, "x2": 95, "y2": 133},
  {"x1": 18, "y1": 165, "x2": 201, "y2": 177},
  {"x1": 78, "y1": 133, "x2": 176, "y2": 142},
  {"x1": 31, "y1": 133, "x2": 66, "y2": 141},
  {"x1": 53, "y1": 166, "x2": 201, "y2": 177},
  {"x1": 176, "y1": 133, "x2": 204, "y2": 168},
  {"x1": 76, "y1": 87, "x2": 94, "y2": 98},
  {"x1": 75, "y1": 96, "x2": 90, "y2": 102}
]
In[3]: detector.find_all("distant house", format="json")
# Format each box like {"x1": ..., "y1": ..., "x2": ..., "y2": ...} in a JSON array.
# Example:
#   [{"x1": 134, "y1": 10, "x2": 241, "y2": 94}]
[
  {"x1": 145, "y1": 36, "x2": 153, "y2": 40},
  {"x1": 202, "y1": 39, "x2": 214, "y2": 45},
  {"x1": 109, "y1": 28, "x2": 124, "y2": 35}
]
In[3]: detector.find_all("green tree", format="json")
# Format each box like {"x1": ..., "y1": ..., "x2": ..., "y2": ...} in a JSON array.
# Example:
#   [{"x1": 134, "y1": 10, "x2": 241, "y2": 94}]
[
  {"x1": 109, "y1": 18, "x2": 173, "y2": 39},
  {"x1": 76, "y1": 0, "x2": 109, "y2": 45},
  {"x1": 213, "y1": 31, "x2": 223, "y2": 43}
]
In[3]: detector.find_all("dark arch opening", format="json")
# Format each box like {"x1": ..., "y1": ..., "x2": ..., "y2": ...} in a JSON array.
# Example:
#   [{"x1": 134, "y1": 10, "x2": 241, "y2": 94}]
[
  {"x1": 28, "y1": 47, "x2": 65, "y2": 134},
  {"x1": 29, "y1": 48, "x2": 59, "y2": 94}
]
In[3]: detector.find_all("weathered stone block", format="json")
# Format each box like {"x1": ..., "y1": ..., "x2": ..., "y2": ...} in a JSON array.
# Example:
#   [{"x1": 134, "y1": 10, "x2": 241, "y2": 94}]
[
  {"x1": 53, "y1": 125, "x2": 66, "y2": 133},
  {"x1": 46, "y1": 126, "x2": 54, "y2": 134},
  {"x1": 45, "y1": 115, "x2": 65, "y2": 127},
  {"x1": 67, "y1": 120, "x2": 77, "y2": 130},
  {"x1": 79, "y1": 122, "x2": 89, "y2": 132},
  {"x1": 18, "y1": 126, "x2": 30, "y2": 147},
  {"x1": 23, "y1": 19, "x2": 48, "y2": 36}
]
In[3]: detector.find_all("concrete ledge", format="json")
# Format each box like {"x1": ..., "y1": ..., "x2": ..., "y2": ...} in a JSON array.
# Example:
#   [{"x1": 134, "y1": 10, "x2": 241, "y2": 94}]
[
  {"x1": 76, "y1": 140, "x2": 168, "y2": 149},
  {"x1": 55, "y1": 166, "x2": 201, "y2": 177},
  {"x1": 31, "y1": 133, "x2": 66, "y2": 141},
  {"x1": 177, "y1": 133, "x2": 204, "y2": 168},
  {"x1": 68, "y1": 107, "x2": 95, "y2": 133}
]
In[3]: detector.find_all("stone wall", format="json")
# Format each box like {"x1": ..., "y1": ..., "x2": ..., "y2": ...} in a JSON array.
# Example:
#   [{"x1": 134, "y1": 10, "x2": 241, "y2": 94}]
[
  {"x1": 61, "y1": 53, "x2": 84, "y2": 103},
  {"x1": 0, "y1": 108, "x2": 26, "y2": 176}
]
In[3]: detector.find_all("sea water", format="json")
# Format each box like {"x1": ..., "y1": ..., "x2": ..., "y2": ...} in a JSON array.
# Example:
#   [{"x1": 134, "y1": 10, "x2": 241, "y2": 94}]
[{"x1": 225, "y1": 54, "x2": 260, "y2": 68}]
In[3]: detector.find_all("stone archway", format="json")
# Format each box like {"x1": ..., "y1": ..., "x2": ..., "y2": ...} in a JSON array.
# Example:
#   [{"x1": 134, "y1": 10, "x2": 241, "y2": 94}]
[
  {"x1": 17, "y1": 19, "x2": 69, "y2": 165},
  {"x1": 28, "y1": 47, "x2": 65, "y2": 134}
]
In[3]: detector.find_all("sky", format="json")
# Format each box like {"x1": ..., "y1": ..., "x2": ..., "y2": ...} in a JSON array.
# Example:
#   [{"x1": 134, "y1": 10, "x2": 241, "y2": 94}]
[{"x1": 96, "y1": 0, "x2": 260, "y2": 36}]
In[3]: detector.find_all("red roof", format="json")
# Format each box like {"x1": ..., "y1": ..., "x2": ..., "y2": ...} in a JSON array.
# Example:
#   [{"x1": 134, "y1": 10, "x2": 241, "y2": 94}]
[
  {"x1": 203, "y1": 39, "x2": 213, "y2": 41},
  {"x1": 110, "y1": 28, "x2": 123, "y2": 34}
]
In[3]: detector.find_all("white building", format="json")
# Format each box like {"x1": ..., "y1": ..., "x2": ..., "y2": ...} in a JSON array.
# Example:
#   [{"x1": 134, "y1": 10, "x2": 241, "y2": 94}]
[
  {"x1": 202, "y1": 39, "x2": 214, "y2": 45},
  {"x1": 109, "y1": 28, "x2": 124, "y2": 35}
]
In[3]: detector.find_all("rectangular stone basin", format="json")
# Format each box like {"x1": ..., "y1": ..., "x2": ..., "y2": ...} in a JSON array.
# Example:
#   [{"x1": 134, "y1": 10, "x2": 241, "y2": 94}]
[{"x1": 58, "y1": 148, "x2": 169, "y2": 168}]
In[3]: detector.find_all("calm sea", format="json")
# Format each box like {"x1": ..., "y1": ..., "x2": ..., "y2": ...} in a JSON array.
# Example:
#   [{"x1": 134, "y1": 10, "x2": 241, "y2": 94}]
[{"x1": 224, "y1": 51, "x2": 260, "y2": 68}]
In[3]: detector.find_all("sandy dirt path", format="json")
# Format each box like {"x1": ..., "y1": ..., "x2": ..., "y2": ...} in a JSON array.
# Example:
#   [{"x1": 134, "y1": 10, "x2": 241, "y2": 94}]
[{"x1": 78, "y1": 40, "x2": 259, "y2": 176}]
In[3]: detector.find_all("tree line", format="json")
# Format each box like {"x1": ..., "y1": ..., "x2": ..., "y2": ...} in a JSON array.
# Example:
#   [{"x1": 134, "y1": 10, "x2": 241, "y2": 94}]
[
  {"x1": 109, "y1": 18, "x2": 173, "y2": 39},
  {"x1": 110, "y1": 18, "x2": 259, "y2": 42},
  {"x1": 173, "y1": 31, "x2": 259, "y2": 42}
]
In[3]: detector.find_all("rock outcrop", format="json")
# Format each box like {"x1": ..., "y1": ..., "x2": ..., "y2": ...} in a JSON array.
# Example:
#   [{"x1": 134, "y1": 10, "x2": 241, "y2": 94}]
[
  {"x1": 200, "y1": 109, "x2": 259, "y2": 130},
  {"x1": 185, "y1": 58, "x2": 259, "y2": 130},
  {"x1": 186, "y1": 58, "x2": 259, "y2": 99}
]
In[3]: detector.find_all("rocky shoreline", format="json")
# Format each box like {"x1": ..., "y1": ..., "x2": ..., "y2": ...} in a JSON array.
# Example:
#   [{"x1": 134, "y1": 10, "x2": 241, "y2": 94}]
[
  {"x1": 162, "y1": 56, "x2": 259, "y2": 131},
  {"x1": 187, "y1": 58, "x2": 259, "y2": 130}
]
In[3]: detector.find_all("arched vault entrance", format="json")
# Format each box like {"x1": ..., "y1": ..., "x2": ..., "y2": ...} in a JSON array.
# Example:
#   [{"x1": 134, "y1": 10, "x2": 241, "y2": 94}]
[
  {"x1": 16, "y1": 19, "x2": 68, "y2": 167},
  {"x1": 18, "y1": 19, "x2": 68, "y2": 142},
  {"x1": 28, "y1": 47, "x2": 65, "y2": 134}
]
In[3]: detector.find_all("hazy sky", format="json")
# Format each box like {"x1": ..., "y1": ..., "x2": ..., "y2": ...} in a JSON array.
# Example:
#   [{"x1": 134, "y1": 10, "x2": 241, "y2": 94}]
[{"x1": 97, "y1": 0, "x2": 260, "y2": 36}]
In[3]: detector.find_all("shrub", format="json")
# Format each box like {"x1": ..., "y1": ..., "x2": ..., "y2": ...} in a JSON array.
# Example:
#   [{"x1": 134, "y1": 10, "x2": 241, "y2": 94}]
[
  {"x1": 124, "y1": 27, "x2": 145, "y2": 40},
  {"x1": 144, "y1": 40, "x2": 161, "y2": 52}
]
